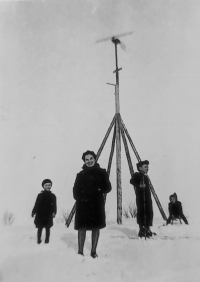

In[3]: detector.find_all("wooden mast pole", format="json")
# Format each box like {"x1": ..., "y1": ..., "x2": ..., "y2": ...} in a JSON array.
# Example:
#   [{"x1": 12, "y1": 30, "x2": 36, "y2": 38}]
[{"x1": 112, "y1": 38, "x2": 122, "y2": 224}]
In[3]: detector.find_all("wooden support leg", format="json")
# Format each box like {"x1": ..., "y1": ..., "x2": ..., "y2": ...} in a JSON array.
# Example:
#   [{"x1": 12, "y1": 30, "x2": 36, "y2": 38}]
[
  {"x1": 96, "y1": 114, "x2": 116, "y2": 161},
  {"x1": 107, "y1": 124, "x2": 116, "y2": 177},
  {"x1": 120, "y1": 121, "x2": 135, "y2": 178},
  {"x1": 119, "y1": 115, "x2": 168, "y2": 222},
  {"x1": 66, "y1": 115, "x2": 116, "y2": 228},
  {"x1": 120, "y1": 116, "x2": 141, "y2": 162},
  {"x1": 104, "y1": 124, "x2": 116, "y2": 203},
  {"x1": 147, "y1": 177, "x2": 167, "y2": 221},
  {"x1": 65, "y1": 202, "x2": 76, "y2": 227}
]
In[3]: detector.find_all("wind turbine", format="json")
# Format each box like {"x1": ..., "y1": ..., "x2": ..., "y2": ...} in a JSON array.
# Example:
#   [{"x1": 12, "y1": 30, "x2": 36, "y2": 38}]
[
  {"x1": 95, "y1": 31, "x2": 133, "y2": 223},
  {"x1": 66, "y1": 31, "x2": 167, "y2": 227}
]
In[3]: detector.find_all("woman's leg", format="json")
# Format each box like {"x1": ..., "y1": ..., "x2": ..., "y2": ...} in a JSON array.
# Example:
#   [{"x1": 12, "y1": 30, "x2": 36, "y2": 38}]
[
  {"x1": 37, "y1": 227, "x2": 43, "y2": 244},
  {"x1": 78, "y1": 229, "x2": 86, "y2": 255},
  {"x1": 91, "y1": 229, "x2": 100, "y2": 258},
  {"x1": 45, "y1": 228, "x2": 50, "y2": 243}
]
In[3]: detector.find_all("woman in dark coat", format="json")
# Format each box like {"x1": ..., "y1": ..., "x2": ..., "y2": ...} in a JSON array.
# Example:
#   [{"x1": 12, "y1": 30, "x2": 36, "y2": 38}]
[
  {"x1": 73, "y1": 150, "x2": 112, "y2": 258},
  {"x1": 130, "y1": 160, "x2": 154, "y2": 238},
  {"x1": 32, "y1": 179, "x2": 57, "y2": 244}
]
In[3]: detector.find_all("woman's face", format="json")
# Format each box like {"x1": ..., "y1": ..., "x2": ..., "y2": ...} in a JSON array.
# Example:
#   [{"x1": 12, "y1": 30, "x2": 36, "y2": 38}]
[{"x1": 84, "y1": 154, "x2": 95, "y2": 167}]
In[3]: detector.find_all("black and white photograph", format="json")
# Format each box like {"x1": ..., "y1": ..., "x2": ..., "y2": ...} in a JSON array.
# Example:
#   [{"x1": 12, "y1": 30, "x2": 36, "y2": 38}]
[{"x1": 0, "y1": 0, "x2": 200, "y2": 281}]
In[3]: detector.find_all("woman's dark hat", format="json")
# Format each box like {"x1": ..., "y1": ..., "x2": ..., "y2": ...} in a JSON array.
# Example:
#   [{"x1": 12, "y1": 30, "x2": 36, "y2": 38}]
[
  {"x1": 42, "y1": 179, "x2": 52, "y2": 187},
  {"x1": 82, "y1": 150, "x2": 97, "y2": 161},
  {"x1": 136, "y1": 160, "x2": 149, "y2": 171}
]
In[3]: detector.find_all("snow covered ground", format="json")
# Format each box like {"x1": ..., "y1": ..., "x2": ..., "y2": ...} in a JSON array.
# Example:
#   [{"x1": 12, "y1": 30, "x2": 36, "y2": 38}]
[{"x1": 0, "y1": 216, "x2": 199, "y2": 282}]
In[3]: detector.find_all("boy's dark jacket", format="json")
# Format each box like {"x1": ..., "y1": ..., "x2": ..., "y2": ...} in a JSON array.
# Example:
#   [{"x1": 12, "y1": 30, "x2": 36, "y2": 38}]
[{"x1": 32, "y1": 190, "x2": 57, "y2": 228}]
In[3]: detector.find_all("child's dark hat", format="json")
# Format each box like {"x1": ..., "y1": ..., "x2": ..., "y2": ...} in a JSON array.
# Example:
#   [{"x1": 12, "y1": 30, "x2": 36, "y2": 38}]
[
  {"x1": 42, "y1": 179, "x2": 52, "y2": 187},
  {"x1": 136, "y1": 160, "x2": 149, "y2": 171},
  {"x1": 169, "y1": 193, "x2": 177, "y2": 201},
  {"x1": 82, "y1": 150, "x2": 97, "y2": 161}
]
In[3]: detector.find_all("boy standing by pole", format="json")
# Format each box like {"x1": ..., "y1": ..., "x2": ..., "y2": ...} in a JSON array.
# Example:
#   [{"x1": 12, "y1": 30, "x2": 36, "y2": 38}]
[{"x1": 130, "y1": 160, "x2": 154, "y2": 238}]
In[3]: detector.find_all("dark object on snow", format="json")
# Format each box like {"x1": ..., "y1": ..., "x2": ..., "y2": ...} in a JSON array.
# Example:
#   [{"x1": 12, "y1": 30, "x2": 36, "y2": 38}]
[
  {"x1": 167, "y1": 193, "x2": 188, "y2": 225},
  {"x1": 73, "y1": 156, "x2": 112, "y2": 257},
  {"x1": 32, "y1": 190, "x2": 57, "y2": 228},
  {"x1": 130, "y1": 171, "x2": 153, "y2": 228},
  {"x1": 91, "y1": 251, "x2": 98, "y2": 258},
  {"x1": 32, "y1": 189, "x2": 57, "y2": 243},
  {"x1": 138, "y1": 226, "x2": 156, "y2": 238},
  {"x1": 65, "y1": 204, "x2": 76, "y2": 228},
  {"x1": 73, "y1": 163, "x2": 112, "y2": 230}
]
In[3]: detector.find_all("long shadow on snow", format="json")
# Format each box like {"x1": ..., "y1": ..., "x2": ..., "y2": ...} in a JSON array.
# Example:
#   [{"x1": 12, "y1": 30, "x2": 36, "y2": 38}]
[
  {"x1": 108, "y1": 225, "x2": 138, "y2": 239},
  {"x1": 61, "y1": 232, "x2": 91, "y2": 251}
]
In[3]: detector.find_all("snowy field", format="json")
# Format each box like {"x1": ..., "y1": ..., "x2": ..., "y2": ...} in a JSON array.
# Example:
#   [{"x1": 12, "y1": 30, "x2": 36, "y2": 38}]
[
  {"x1": 1, "y1": 1, "x2": 200, "y2": 281},
  {"x1": 0, "y1": 216, "x2": 199, "y2": 282}
]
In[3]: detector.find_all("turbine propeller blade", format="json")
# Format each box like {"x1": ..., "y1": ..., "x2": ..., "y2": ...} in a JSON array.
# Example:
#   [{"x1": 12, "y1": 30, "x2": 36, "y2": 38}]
[
  {"x1": 120, "y1": 41, "x2": 126, "y2": 52},
  {"x1": 95, "y1": 31, "x2": 133, "y2": 44}
]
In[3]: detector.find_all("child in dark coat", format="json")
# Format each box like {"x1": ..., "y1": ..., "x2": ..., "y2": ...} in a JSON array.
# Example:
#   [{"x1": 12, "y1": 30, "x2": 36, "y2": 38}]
[
  {"x1": 167, "y1": 193, "x2": 188, "y2": 225},
  {"x1": 130, "y1": 160, "x2": 154, "y2": 238},
  {"x1": 32, "y1": 179, "x2": 57, "y2": 244}
]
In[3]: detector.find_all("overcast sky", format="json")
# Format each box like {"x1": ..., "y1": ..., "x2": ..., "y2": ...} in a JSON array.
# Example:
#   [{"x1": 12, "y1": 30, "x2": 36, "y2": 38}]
[{"x1": 1, "y1": 0, "x2": 200, "y2": 222}]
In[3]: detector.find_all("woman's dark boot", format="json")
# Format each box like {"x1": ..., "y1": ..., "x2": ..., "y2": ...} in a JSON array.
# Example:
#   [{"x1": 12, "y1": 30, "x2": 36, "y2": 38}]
[{"x1": 91, "y1": 252, "x2": 98, "y2": 258}]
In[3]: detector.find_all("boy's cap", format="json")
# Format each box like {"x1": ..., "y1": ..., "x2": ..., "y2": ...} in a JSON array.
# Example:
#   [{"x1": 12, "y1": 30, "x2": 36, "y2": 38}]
[
  {"x1": 136, "y1": 160, "x2": 149, "y2": 171},
  {"x1": 42, "y1": 179, "x2": 52, "y2": 187},
  {"x1": 169, "y1": 193, "x2": 177, "y2": 201}
]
